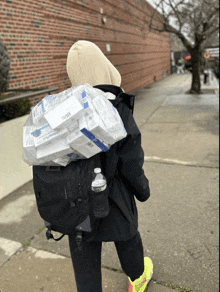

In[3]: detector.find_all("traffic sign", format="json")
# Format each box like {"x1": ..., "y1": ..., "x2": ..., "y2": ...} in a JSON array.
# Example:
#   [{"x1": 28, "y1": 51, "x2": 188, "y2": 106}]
[{"x1": 203, "y1": 50, "x2": 210, "y2": 59}]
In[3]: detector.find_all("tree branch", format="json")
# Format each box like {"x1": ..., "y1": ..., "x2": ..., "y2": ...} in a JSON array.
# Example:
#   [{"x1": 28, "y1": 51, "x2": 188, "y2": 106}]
[
  {"x1": 149, "y1": 0, "x2": 164, "y2": 30},
  {"x1": 168, "y1": 0, "x2": 183, "y2": 30},
  {"x1": 148, "y1": 0, "x2": 219, "y2": 53}
]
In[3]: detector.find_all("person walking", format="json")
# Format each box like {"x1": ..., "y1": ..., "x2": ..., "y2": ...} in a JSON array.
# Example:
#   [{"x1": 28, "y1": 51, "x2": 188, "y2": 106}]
[
  {"x1": 203, "y1": 59, "x2": 209, "y2": 84},
  {"x1": 176, "y1": 58, "x2": 184, "y2": 74},
  {"x1": 66, "y1": 40, "x2": 153, "y2": 292}
]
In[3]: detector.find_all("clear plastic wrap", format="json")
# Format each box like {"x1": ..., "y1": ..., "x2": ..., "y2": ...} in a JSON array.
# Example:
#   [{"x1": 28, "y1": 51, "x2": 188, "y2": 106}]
[{"x1": 22, "y1": 84, "x2": 127, "y2": 166}]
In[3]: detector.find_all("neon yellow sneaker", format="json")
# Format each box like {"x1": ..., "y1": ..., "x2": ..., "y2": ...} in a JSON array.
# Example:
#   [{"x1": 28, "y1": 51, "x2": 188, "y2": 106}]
[{"x1": 128, "y1": 257, "x2": 153, "y2": 292}]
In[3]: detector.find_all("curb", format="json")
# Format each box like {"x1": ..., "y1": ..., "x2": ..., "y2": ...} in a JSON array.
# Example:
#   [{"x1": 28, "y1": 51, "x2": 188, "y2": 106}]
[{"x1": 0, "y1": 237, "x2": 177, "y2": 292}]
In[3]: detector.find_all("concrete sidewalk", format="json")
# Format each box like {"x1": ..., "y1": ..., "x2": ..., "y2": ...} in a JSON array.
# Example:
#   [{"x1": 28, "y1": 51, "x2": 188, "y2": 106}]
[
  {"x1": 0, "y1": 114, "x2": 32, "y2": 200},
  {"x1": 0, "y1": 72, "x2": 219, "y2": 292}
]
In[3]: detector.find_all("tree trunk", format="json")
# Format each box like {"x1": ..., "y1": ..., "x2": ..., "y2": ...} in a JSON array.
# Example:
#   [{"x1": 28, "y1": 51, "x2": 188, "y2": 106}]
[{"x1": 190, "y1": 49, "x2": 201, "y2": 94}]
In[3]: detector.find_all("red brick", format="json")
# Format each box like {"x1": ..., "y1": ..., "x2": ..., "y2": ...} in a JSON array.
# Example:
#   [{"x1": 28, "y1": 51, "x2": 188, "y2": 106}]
[{"x1": 0, "y1": 0, "x2": 170, "y2": 104}]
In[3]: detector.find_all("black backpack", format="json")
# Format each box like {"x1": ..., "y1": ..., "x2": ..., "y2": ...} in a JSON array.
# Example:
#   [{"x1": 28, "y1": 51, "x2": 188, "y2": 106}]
[
  {"x1": 32, "y1": 153, "x2": 109, "y2": 247},
  {"x1": 32, "y1": 88, "x2": 135, "y2": 247}
]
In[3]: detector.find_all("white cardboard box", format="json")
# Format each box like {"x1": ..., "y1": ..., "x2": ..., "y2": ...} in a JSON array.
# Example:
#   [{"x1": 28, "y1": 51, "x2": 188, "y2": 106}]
[
  {"x1": 92, "y1": 95, "x2": 127, "y2": 141},
  {"x1": 36, "y1": 140, "x2": 72, "y2": 162},
  {"x1": 45, "y1": 95, "x2": 85, "y2": 129},
  {"x1": 32, "y1": 123, "x2": 68, "y2": 148},
  {"x1": 23, "y1": 125, "x2": 37, "y2": 163},
  {"x1": 32, "y1": 95, "x2": 60, "y2": 125},
  {"x1": 86, "y1": 112, "x2": 116, "y2": 144},
  {"x1": 67, "y1": 130, "x2": 101, "y2": 158}
]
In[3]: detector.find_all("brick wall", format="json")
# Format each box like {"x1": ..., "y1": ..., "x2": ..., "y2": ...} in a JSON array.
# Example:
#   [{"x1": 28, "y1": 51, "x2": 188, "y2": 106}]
[{"x1": 0, "y1": 0, "x2": 170, "y2": 105}]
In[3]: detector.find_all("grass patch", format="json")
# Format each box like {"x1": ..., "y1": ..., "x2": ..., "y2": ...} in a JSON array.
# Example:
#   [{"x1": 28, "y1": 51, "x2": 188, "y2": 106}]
[
  {"x1": 37, "y1": 226, "x2": 45, "y2": 234},
  {"x1": 23, "y1": 239, "x2": 31, "y2": 247},
  {"x1": 23, "y1": 226, "x2": 45, "y2": 247}
]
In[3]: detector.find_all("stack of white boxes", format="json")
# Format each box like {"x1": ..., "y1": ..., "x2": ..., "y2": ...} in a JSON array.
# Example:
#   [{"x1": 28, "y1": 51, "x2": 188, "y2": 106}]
[{"x1": 23, "y1": 84, "x2": 127, "y2": 166}]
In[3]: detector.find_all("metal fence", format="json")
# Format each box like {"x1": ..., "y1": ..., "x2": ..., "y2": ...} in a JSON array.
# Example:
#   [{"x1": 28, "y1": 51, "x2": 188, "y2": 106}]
[{"x1": 0, "y1": 87, "x2": 59, "y2": 105}]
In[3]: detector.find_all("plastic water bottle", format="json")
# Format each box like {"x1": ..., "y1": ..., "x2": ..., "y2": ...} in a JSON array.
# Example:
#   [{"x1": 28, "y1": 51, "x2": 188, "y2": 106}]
[
  {"x1": 91, "y1": 168, "x2": 107, "y2": 192},
  {"x1": 91, "y1": 168, "x2": 109, "y2": 218}
]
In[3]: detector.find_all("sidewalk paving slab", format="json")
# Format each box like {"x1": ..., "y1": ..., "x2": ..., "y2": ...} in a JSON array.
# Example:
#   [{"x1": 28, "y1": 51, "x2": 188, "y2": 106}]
[
  {"x1": 0, "y1": 73, "x2": 218, "y2": 292},
  {"x1": 0, "y1": 237, "x2": 22, "y2": 267},
  {"x1": 0, "y1": 243, "x2": 176, "y2": 292},
  {"x1": 0, "y1": 115, "x2": 32, "y2": 201}
]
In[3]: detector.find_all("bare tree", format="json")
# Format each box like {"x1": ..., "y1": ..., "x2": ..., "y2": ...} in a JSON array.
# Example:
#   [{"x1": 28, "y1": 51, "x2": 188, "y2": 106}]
[{"x1": 148, "y1": 0, "x2": 219, "y2": 93}]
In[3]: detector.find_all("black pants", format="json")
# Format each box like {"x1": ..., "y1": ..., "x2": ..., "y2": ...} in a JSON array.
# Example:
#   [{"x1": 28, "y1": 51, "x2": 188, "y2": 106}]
[
  {"x1": 204, "y1": 73, "x2": 208, "y2": 84},
  {"x1": 68, "y1": 232, "x2": 144, "y2": 292}
]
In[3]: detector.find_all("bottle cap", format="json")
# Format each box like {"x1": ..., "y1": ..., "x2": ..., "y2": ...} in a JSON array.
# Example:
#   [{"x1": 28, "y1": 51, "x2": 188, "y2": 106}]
[{"x1": 94, "y1": 168, "x2": 101, "y2": 174}]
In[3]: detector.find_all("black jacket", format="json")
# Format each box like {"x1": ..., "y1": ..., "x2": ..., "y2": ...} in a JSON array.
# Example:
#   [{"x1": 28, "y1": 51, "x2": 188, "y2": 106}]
[{"x1": 86, "y1": 85, "x2": 150, "y2": 242}]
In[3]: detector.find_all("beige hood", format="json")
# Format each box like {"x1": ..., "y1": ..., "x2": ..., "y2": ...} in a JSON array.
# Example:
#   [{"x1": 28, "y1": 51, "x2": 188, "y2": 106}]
[{"x1": 66, "y1": 41, "x2": 121, "y2": 87}]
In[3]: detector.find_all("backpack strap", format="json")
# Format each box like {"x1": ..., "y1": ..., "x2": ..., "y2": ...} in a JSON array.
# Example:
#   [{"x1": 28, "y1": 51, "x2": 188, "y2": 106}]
[
  {"x1": 75, "y1": 230, "x2": 83, "y2": 250},
  {"x1": 45, "y1": 224, "x2": 65, "y2": 241},
  {"x1": 94, "y1": 84, "x2": 135, "y2": 114},
  {"x1": 116, "y1": 92, "x2": 135, "y2": 114}
]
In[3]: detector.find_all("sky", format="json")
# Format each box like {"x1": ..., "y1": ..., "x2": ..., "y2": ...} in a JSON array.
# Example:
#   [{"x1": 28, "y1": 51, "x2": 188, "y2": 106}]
[{"x1": 146, "y1": 0, "x2": 157, "y2": 8}]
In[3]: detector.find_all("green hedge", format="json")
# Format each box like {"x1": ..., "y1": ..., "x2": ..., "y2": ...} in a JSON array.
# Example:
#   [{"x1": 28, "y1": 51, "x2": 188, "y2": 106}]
[{"x1": 0, "y1": 95, "x2": 31, "y2": 122}]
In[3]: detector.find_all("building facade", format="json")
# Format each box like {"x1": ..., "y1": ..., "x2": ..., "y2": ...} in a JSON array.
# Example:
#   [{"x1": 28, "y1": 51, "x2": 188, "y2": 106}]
[{"x1": 0, "y1": 0, "x2": 171, "y2": 104}]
